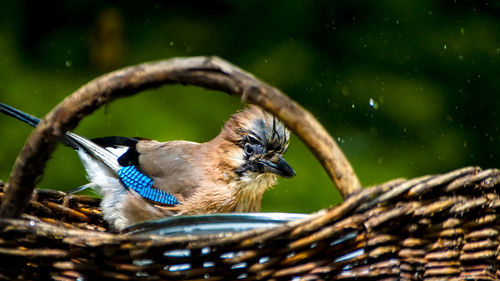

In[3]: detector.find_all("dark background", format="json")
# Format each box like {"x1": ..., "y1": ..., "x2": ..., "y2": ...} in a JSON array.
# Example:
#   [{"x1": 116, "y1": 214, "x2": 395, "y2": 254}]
[{"x1": 0, "y1": 1, "x2": 498, "y2": 213}]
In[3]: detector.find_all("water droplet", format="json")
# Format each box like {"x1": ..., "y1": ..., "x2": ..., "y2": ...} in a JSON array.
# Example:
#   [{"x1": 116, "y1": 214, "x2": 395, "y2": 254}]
[
  {"x1": 368, "y1": 98, "x2": 379, "y2": 109},
  {"x1": 29, "y1": 220, "x2": 36, "y2": 226},
  {"x1": 443, "y1": 44, "x2": 447, "y2": 50},
  {"x1": 65, "y1": 60, "x2": 72, "y2": 68},
  {"x1": 351, "y1": 104, "x2": 355, "y2": 109}
]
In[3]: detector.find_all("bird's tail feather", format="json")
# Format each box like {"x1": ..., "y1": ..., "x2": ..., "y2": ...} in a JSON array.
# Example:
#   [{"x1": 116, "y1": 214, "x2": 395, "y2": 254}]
[
  {"x1": 0, "y1": 103, "x2": 120, "y2": 172},
  {"x1": 67, "y1": 132, "x2": 121, "y2": 172},
  {"x1": 0, "y1": 103, "x2": 40, "y2": 127},
  {"x1": 0, "y1": 103, "x2": 81, "y2": 149}
]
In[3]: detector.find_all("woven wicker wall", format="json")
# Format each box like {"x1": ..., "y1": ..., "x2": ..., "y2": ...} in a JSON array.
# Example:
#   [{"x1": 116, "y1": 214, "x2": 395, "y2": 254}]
[{"x1": 1, "y1": 166, "x2": 499, "y2": 280}]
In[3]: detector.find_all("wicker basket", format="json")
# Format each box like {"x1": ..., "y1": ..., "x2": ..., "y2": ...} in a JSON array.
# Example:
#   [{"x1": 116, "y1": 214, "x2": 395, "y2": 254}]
[
  {"x1": 1, "y1": 57, "x2": 498, "y2": 280},
  {"x1": 1, "y1": 167, "x2": 499, "y2": 280}
]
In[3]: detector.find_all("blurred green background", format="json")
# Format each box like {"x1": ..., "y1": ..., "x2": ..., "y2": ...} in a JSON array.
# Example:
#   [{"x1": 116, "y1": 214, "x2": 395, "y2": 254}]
[{"x1": 0, "y1": 1, "x2": 498, "y2": 213}]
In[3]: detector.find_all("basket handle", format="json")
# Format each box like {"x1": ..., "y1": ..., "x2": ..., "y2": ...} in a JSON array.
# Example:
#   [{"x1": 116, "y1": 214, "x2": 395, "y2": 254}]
[{"x1": 0, "y1": 56, "x2": 361, "y2": 218}]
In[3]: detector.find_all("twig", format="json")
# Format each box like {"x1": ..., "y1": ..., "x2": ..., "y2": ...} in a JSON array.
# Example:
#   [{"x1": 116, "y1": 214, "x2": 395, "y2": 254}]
[{"x1": 0, "y1": 56, "x2": 361, "y2": 218}]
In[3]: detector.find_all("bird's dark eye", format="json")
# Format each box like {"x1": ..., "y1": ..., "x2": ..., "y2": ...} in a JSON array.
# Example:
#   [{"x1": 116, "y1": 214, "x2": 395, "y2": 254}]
[{"x1": 244, "y1": 143, "x2": 255, "y2": 156}]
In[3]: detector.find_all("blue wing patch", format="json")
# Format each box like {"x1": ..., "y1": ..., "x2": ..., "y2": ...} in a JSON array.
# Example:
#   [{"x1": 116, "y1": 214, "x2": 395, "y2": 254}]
[{"x1": 118, "y1": 166, "x2": 179, "y2": 205}]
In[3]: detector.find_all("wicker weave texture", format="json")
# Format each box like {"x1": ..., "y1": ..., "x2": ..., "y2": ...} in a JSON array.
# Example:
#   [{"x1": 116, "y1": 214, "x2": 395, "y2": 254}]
[{"x1": 0, "y1": 166, "x2": 499, "y2": 280}]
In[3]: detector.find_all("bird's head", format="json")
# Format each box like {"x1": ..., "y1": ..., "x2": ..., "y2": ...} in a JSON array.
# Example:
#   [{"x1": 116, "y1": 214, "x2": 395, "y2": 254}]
[{"x1": 220, "y1": 106, "x2": 295, "y2": 180}]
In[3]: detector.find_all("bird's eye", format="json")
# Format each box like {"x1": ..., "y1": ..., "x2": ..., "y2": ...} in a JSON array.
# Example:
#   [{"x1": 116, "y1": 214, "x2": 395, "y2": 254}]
[{"x1": 244, "y1": 143, "x2": 255, "y2": 156}]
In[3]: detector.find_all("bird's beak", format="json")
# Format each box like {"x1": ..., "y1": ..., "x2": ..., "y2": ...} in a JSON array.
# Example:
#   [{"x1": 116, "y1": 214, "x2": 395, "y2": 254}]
[{"x1": 258, "y1": 156, "x2": 295, "y2": 178}]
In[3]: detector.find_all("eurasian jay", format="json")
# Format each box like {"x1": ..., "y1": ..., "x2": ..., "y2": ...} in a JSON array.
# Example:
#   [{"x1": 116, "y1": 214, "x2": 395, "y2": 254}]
[{"x1": 0, "y1": 103, "x2": 295, "y2": 230}]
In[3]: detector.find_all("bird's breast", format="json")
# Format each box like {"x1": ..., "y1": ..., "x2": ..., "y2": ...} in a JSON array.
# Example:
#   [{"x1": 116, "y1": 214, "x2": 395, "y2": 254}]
[{"x1": 230, "y1": 173, "x2": 277, "y2": 212}]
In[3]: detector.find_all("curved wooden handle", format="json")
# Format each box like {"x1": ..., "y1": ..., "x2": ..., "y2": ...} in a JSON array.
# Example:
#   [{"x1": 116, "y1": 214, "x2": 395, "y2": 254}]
[{"x1": 0, "y1": 56, "x2": 361, "y2": 218}]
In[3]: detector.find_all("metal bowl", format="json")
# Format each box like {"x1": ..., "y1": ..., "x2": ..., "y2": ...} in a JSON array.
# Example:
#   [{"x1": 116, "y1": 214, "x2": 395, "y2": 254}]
[{"x1": 123, "y1": 212, "x2": 309, "y2": 236}]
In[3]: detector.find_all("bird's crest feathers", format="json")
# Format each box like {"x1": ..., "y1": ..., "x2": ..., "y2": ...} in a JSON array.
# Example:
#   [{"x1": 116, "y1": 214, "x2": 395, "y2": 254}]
[{"x1": 223, "y1": 106, "x2": 290, "y2": 154}]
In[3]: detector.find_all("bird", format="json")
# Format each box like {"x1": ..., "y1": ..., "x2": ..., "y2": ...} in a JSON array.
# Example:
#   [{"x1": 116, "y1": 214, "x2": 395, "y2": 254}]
[{"x1": 0, "y1": 103, "x2": 295, "y2": 231}]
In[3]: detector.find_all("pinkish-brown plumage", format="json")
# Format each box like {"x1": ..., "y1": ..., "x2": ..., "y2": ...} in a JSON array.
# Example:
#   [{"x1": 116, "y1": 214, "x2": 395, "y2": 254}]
[{"x1": 102, "y1": 106, "x2": 294, "y2": 230}]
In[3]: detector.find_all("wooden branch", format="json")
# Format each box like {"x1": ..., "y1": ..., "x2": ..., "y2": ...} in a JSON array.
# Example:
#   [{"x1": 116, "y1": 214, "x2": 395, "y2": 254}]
[{"x1": 0, "y1": 56, "x2": 361, "y2": 218}]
